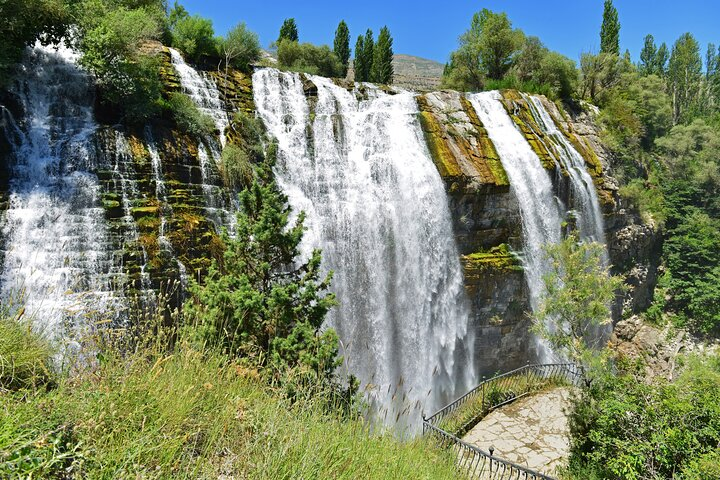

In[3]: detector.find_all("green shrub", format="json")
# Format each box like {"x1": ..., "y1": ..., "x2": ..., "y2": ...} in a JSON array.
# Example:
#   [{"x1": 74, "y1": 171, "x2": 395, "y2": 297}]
[
  {"x1": 75, "y1": 1, "x2": 165, "y2": 122},
  {"x1": 277, "y1": 39, "x2": 344, "y2": 77},
  {"x1": 220, "y1": 143, "x2": 253, "y2": 188},
  {"x1": 618, "y1": 178, "x2": 665, "y2": 225},
  {"x1": 167, "y1": 92, "x2": 215, "y2": 137},
  {"x1": 171, "y1": 15, "x2": 217, "y2": 62},
  {"x1": 220, "y1": 22, "x2": 261, "y2": 73},
  {"x1": 567, "y1": 354, "x2": 720, "y2": 479}
]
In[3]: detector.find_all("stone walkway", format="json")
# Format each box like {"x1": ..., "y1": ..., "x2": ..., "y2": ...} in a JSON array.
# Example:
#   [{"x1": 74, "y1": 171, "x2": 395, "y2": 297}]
[{"x1": 462, "y1": 387, "x2": 572, "y2": 476}]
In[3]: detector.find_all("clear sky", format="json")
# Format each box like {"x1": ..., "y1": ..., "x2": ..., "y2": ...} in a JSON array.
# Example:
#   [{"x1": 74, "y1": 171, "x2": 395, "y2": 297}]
[{"x1": 179, "y1": 0, "x2": 720, "y2": 65}]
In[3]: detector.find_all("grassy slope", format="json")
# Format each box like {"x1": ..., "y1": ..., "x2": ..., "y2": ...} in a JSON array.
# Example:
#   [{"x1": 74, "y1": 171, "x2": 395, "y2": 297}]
[{"x1": 1, "y1": 326, "x2": 459, "y2": 479}]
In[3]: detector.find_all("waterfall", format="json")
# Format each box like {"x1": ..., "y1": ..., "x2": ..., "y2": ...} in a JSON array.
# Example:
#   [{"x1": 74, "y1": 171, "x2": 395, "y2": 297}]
[
  {"x1": 524, "y1": 95, "x2": 607, "y2": 251},
  {"x1": 253, "y1": 68, "x2": 475, "y2": 432},
  {"x1": 0, "y1": 42, "x2": 121, "y2": 335},
  {"x1": 467, "y1": 91, "x2": 563, "y2": 362},
  {"x1": 168, "y1": 48, "x2": 229, "y2": 149},
  {"x1": 168, "y1": 47, "x2": 235, "y2": 230}
]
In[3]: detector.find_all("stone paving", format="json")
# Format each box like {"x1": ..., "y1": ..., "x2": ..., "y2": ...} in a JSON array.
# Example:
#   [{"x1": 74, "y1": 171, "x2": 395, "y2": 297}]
[{"x1": 462, "y1": 387, "x2": 572, "y2": 476}]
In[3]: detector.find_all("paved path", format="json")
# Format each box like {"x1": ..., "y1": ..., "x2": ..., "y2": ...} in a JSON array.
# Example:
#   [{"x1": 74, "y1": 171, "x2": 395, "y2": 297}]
[{"x1": 462, "y1": 387, "x2": 572, "y2": 476}]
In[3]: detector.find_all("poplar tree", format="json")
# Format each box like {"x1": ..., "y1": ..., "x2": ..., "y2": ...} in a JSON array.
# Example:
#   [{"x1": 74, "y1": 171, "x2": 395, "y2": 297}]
[
  {"x1": 278, "y1": 18, "x2": 298, "y2": 43},
  {"x1": 371, "y1": 26, "x2": 393, "y2": 84},
  {"x1": 353, "y1": 35, "x2": 366, "y2": 82},
  {"x1": 333, "y1": 20, "x2": 351, "y2": 78},
  {"x1": 654, "y1": 42, "x2": 669, "y2": 76},
  {"x1": 362, "y1": 29, "x2": 375, "y2": 81},
  {"x1": 669, "y1": 32, "x2": 702, "y2": 123},
  {"x1": 639, "y1": 34, "x2": 657, "y2": 75},
  {"x1": 600, "y1": 0, "x2": 620, "y2": 56}
]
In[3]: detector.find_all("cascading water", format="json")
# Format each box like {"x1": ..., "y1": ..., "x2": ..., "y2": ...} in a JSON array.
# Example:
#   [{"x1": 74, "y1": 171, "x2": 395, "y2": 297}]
[
  {"x1": 168, "y1": 47, "x2": 234, "y2": 230},
  {"x1": 524, "y1": 95, "x2": 607, "y2": 252},
  {"x1": 253, "y1": 68, "x2": 475, "y2": 432},
  {"x1": 467, "y1": 91, "x2": 563, "y2": 362},
  {"x1": 0, "y1": 42, "x2": 121, "y2": 335},
  {"x1": 169, "y1": 48, "x2": 229, "y2": 149}
]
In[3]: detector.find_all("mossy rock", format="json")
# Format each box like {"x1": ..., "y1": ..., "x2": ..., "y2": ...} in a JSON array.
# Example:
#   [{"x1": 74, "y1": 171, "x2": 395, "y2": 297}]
[{"x1": 461, "y1": 244, "x2": 523, "y2": 279}]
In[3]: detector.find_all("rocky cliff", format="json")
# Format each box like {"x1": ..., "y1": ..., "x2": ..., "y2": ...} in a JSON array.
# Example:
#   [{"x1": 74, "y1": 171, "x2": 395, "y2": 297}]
[{"x1": 0, "y1": 45, "x2": 660, "y2": 373}]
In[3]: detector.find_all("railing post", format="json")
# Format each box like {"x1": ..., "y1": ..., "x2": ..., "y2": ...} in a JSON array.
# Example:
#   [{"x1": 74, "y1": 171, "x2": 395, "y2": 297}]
[
  {"x1": 481, "y1": 376, "x2": 486, "y2": 411},
  {"x1": 526, "y1": 361, "x2": 531, "y2": 394}
]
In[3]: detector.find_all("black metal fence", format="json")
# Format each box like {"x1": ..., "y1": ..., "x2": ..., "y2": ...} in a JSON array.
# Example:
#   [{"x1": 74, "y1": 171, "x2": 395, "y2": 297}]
[{"x1": 422, "y1": 363, "x2": 582, "y2": 480}]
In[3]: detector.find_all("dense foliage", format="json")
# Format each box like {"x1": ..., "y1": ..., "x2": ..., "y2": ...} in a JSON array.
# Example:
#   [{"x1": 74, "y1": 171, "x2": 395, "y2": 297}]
[
  {"x1": 278, "y1": 18, "x2": 299, "y2": 43},
  {"x1": 567, "y1": 355, "x2": 720, "y2": 479},
  {"x1": 276, "y1": 39, "x2": 344, "y2": 77},
  {"x1": 442, "y1": 8, "x2": 577, "y2": 99},
  {"x1": 353, "y1": 27, "x2": 394, "y2": 83},
  {"x1": 600, "y1": 0, "x2": 620, "y2": 55}
]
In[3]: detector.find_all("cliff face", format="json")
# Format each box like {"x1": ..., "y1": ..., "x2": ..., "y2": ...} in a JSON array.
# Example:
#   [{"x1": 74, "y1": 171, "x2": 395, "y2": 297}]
[
  {"x1": 417, "y1": 89, "x2": 661, "y2": 374},
  {"x1": 0, "y1": 45, "x2": 660, "y2": 373}
]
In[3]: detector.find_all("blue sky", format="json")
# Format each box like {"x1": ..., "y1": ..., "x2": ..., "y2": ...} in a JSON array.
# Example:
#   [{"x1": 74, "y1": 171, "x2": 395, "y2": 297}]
[{"x1": 179, "y1": 0, "x2": 720, "y2": 65}]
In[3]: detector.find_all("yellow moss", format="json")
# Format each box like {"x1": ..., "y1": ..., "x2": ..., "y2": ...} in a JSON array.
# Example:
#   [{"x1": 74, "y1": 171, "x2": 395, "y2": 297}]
[
  {"x1": 127, "y1": 135, "x2": 149, "y2": 163},
  {"x1": 417, "y1": 110, "x2": 462, "y2": 178}
]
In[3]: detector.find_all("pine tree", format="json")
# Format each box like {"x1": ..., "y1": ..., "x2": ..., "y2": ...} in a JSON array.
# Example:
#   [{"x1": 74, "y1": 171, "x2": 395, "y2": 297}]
[
  {"x1": 371, "y1": 26, "x2": 393, "y2": 84},
  {"x1": 185, "y1": 157, "x2": 339, "y2": 378},
  {"x1": 600, "y1": 0, "x2": 620, "y2": 56},
  {"x1": 278, "y1": 18, "x2": 298, "y2": 43},
  {"x1": 362, "y1": 29, "x2": 374, "y2": 82},
  {"x1": 353, "y1": 35, "x2": 365, "y2": 82},
  {"x1": 333, "y1": 20, "x2": 351, "y2": 78},
  {"x1": 639, "y1": 34, "x2": 657, "y2": 75}
]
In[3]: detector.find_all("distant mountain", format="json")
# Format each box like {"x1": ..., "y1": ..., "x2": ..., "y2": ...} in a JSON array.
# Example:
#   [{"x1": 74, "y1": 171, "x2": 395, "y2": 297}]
[
  {"x1": 392, "y1": 54, "x2": 444, "y2": 91},
  {"x1": 261, "y1": 49, "x2": 444, "y2": 91}
]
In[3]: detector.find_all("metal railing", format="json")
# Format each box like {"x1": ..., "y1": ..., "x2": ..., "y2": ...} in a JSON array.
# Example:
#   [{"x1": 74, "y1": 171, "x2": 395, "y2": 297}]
[{"x1": 422, "y1": 363, "x2": 582, "y2": 480}]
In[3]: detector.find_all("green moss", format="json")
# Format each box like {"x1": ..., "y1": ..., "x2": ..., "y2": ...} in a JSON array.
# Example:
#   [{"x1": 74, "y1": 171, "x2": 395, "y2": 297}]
[{"x1": 462, "y1": 244, "x2": 523, "y2": 276}]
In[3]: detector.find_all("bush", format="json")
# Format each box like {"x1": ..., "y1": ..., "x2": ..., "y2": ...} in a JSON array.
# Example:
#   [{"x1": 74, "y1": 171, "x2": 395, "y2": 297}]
[
  {"x1": 219, "y1": 143, "x2": 253, "y2": 188},
  {"x1": 618, "y1": 178, "x2": 665, "y2": 225},
  {"x1": 276, "y1": 39, "x2": 344, "y2": 77},
  {"x1": 171, "y1": 14, "x2": 217, "y2": 62},
  {"x1": 75, "y1": 1, "x2": 165, "y2": 122},
  {"x1": 566, "y1": 354, "x2": 720, "y2": 479},
  {"x1": 167, "y1": 92, "x2": 215, "y2": 137}
]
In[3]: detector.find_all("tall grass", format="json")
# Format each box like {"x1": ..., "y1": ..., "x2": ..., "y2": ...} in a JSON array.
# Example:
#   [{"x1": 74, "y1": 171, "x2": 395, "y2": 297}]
[{"x1": 1, "y1": 304, "x2": 460, "y2": 479}]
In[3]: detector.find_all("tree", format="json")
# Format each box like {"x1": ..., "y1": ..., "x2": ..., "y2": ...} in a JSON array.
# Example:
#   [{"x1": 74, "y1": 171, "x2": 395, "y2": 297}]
[
  {"x1": 184, "y1": 161, "x2": 339, "y2": 379},
  {"x1": 599, "y1": 0, "x2": 620, "y2": 56},
  {"x1": 514, "y1": 36, "x2": 547, "y2": 83},
  {"x1": 532, "y1": 233, "x2": 624, "y2": 372},
  {"x1": 536, "y1": 51, "x2": 578, "y2": 99},
  {"x1": 277, "y1": 39, "x2": 343, "y2": 78},
  {"x1": 669, "y1": 32, "x2": 702, "y2": 123},
  {"x1": 639, "y1": 34, "x2": 657, "y2": 75},
  {"x1": 362, "y1": 29, "x2": 375, "y2": 81},
  {"x1": 370, "y1": 26, "x2": 393, "y2": 84},
  {"x1": 278, "y1": 18, "x2": 298, "y2": 43},
  {"x1": 0, "y1": 0, "x2": 71, "y2": 82},
  {"x1": 76, "y1": 2, "x2": 164, "y2": 122},
  {"x1": 353, "y1": 35, "x2": 366, "y2": 82},
  {"x1": 171, "y1": 14, "x2": 217, "y2": 62},
  {"x1": 220, "y1": 22, "x2": 260, "y2": 74},
  {"x1": 442, "y1": 9, "x2": 524, "y2": 89},
  {"x1": 654, "y1": 42, "x2": 669, "y2": 76},
  {"x1": 333, "y1": 20, "x2": 351, "y2": 78}
]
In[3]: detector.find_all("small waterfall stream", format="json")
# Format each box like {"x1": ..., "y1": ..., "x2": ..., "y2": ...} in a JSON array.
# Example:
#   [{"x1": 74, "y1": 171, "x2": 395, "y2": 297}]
[
  {"x1": 524, "y1": 96, "x2": 607, "y2": 251},
  {"x1": 168, "y1": 47, "x2": 234, "y2": 231},
  {"x1": 468, "y1": 91, "x2": 563, "y2": 361},
  {"x1": 253, "y1": 68, "x2": 475, "y2": 431},
  {"x1": 0, "y1": 42, "x2": 121, "y2": 334}
]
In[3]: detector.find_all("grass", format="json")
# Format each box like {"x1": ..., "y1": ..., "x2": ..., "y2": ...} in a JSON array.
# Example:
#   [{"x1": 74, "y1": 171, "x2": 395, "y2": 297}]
[
  {"x1": 0, "y1": 311, "x2": 53, "y2": 391},
  {"x1": 1, "y1": 315, "x2": 460, "y2": 479}
]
